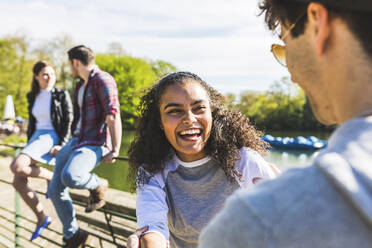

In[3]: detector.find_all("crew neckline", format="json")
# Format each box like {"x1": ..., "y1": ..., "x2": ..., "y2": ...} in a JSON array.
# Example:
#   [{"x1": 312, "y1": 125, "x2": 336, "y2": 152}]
[
  {"x1": 40, "y1": 87, "x2": 53, "y2": 93},
  {"x1": 173, "y1": 155, "x2": 211, "y2": 168}
]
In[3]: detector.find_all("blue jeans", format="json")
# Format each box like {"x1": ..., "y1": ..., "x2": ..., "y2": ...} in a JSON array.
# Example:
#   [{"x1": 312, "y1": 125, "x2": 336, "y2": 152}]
[{"x1": 48, "y1": 137, "x2": 109, "y2": 239}]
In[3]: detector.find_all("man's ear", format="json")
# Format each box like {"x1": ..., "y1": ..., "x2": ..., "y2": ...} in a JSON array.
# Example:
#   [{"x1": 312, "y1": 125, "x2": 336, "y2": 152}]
[
  {"x1": 307, "y1": 2, "x2": 331, "y2": 56},
  {"x1": 72, "y1": 58, "x2": 79, "y2": 68}
]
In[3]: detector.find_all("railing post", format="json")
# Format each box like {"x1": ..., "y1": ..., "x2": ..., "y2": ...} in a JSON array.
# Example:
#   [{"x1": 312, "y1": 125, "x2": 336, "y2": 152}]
[{"x1": 14, "y1": 148, "x2": 21, "y2": 248}]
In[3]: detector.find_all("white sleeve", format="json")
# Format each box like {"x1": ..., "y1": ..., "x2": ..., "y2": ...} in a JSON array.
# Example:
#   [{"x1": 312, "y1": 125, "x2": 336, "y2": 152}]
[
  {"x1": 234, "y1": 148, "x2": 276, "y2": 188},
  {"x1": 136, "y1": 175, "x2": 169, "y2": 240}
]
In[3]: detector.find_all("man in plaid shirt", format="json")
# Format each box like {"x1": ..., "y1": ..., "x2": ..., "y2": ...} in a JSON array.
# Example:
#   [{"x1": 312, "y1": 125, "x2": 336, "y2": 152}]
[{"x1": 48, "y1": 45, "x2": 122, "y2": 247}]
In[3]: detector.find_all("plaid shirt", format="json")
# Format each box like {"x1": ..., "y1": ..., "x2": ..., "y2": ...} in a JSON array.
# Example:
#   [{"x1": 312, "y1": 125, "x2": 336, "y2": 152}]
[{"x1": 71, "y1": 67, "x2": 120, "y2": 150}]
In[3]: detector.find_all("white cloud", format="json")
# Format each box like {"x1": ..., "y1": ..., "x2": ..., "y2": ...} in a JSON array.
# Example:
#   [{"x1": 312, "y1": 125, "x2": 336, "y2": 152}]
[{"x1": 0, "y1": 0, "x2": 290, "y2": 94}]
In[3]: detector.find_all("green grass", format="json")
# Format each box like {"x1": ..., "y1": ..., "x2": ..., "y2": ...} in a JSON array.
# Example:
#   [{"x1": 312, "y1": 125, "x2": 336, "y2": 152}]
[
  {"x1": 1, "y1": 134, "x2": 27, "y2": 145},
  {"x1": 0, "y1": 148, "x2": 14, "y2": 157},
  {"x1": 0, "y1": 134, "x2": 26, "y2": 157}
]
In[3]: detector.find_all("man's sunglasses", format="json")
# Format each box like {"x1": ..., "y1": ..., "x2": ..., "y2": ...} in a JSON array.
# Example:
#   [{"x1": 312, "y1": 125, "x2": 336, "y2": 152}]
[{"x1": 271, "y1": 13, "x2": 306, "y2": 67}]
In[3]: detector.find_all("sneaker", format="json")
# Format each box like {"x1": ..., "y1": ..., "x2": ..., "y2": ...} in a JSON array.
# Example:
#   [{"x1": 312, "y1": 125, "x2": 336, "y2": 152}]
[
  {"x1": 85, "y1": 178, "x2": 108, "y2": 213},
  {"x1": 30, "y1": 216, "x2": 52, "y2": 241},
  {"x1": 63, "y1": 229, "x2": 89, "y2": 248}
]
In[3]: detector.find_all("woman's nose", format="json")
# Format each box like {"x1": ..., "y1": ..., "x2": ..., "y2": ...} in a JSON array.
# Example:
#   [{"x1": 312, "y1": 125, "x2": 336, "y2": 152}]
[{"x1": 183, "y1": 111, "x2": 196, "y2": 124}]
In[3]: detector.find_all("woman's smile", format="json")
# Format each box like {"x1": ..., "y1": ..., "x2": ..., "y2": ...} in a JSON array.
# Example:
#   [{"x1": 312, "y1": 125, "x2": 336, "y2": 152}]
[{"x1": 178, "y1": 128, "x2": 203, "y2": 141}]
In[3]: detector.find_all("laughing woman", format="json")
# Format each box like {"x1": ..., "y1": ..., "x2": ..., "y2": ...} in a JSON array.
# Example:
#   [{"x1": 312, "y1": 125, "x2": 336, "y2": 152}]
[
  {"x1": 10, "y1": 61, "x2": 73, "y2": 241},
  {"x1": 128, "y1": 72, "x2": 277, "y2": 248}
]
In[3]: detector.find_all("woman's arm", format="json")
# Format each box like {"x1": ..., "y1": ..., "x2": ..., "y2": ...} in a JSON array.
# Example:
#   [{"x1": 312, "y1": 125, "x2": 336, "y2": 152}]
[
  {"x1": 136, "y1": 171, "x2": 170, "y2": 247},
  {"x1": 140, "y1": 233, "x2": 168, "y2": 248},
  {"x1": 268, "y1": 163, "x2": 281, "y2": 176},
  {"x1": 236, "y1": 148, "x2": 280, "y2": 187},
  {"x1": 127, "y1": 229, "x2": 168, "y2": 248}
]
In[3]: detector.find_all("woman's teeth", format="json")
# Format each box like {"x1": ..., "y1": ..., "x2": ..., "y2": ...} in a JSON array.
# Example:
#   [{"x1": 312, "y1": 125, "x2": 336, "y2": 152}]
[{"x1": 180, "y1": 129, "x2": 201, "y2": 136}]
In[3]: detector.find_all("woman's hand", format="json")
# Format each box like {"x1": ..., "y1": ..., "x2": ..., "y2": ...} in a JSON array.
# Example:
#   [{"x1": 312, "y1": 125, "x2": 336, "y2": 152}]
[
  {"x1": 49, "y1": 145, "x2": 62, "y2": 156},
  {"x1": 127, "y1": 226, "x2": 148, "y2": 248}
]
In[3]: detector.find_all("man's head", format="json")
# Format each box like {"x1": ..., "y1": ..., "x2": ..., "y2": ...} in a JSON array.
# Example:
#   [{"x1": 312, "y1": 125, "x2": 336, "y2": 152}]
[
  {"x1": 259, "y1": 0, "x2": 372, "y2": 125},
  {"x1": 67, "y1": 45, "x2": 95, "y2": 79}
]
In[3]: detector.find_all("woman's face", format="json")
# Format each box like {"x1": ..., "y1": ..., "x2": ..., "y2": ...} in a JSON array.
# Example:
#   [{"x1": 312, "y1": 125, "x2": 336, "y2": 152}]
[
  {"x1": 159, "y1": 81, "x2": 213, "y2": 162},
  {"x1": 35, "y1": 66, "x2": 56, "y2": 90}
]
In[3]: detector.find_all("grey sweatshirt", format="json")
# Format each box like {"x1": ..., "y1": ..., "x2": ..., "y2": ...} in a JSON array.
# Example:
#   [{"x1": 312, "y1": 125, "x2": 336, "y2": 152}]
[
  {"x1": 199, "y1": 116, "x2": 372, "y2": 248},
  {"x1": 136, "y1": 148, "x2": 276, "y2": 248}
]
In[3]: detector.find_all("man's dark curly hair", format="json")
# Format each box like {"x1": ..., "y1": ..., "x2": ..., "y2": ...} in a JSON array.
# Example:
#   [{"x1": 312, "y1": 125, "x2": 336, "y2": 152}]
[
  {"x1": 128, "y1": 71, "x2": 269, "y2": 190},
  {"x1": 259, "y1": 0, "x2": 372, "y2": 57}
]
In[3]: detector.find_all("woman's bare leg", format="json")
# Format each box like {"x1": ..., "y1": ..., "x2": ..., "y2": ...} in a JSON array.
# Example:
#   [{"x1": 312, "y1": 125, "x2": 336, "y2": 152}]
[
  {"x1": 10, "y1": 154, "x2": 53, "y2": 226},
  {"x1": 10, "y1": 154, "x2": 53, "y2": 181},
  {"x1": 12, "y1": 176, "x2": 46, "y2": 226}
]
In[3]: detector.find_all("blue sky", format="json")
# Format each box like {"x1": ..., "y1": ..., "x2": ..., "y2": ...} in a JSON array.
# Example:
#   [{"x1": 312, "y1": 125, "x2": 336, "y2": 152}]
[{"x1": 0, "y1": 0, "x2": 290, "y2": 95}]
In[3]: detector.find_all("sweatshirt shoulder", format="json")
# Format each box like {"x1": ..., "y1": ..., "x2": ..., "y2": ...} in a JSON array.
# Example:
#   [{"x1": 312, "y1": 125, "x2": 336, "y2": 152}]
[
  {"x1": 200, "y1": 166, "x2": 329, "y2": 248},
  {"x1": 235, "y1": 165, "x2": 323, "y2": 211}
]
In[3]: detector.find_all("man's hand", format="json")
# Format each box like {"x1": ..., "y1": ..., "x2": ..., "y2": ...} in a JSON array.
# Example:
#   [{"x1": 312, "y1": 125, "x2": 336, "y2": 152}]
[
  {"x1": 127, "y1": 226, "x2": 148, "y2": 248},
  {"x1": 49, "y1": 145, "x2": 62, "y2": 156},
  {"x1": 102, "y1": 150, "x2": 119, "y2": 163}
]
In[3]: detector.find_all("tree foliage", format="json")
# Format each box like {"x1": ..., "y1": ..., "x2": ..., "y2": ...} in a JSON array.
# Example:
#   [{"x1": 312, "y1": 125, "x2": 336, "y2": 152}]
[
  {"x1": 0, "y1": 36, "x2": 33, "y2": 119},
  {"x1": 1, "y1": 34, "x2": 330, "y2": 132},
  {"x1": 234, "y1": 77, "x2": 334, "y2": 131},
  {"x1": 150, "y1": 60, "x2": 177, "y2": 78},
  {"x1": 0, "y1": 34, "x2": 177, "y2": 130},
  {"x1": 96, "y1": 54, "x2": 177, "y2": 128},
  {"x1": 32, "y1": 34, "x2": 75, "y2": 89}
]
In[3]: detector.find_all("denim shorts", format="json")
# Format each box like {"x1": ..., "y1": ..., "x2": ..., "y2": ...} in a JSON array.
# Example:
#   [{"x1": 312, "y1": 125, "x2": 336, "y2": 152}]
[{"x1": 21, "y1": 129, "x2": 59, "y2": 165}]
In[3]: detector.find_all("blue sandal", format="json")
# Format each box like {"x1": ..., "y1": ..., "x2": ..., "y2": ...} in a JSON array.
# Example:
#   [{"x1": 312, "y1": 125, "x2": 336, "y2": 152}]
[{"x1": 30, "y1": 216, "x2": 52, "y2": 241}]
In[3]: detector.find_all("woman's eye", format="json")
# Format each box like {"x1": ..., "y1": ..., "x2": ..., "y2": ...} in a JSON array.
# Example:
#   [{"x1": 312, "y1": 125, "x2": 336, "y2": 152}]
[
  {"x1": 167, "y1": 109, "x2": 181, "y2": 115},
  {"x1": 194, "y1": 106, "x2": 206, "y2": 112}
]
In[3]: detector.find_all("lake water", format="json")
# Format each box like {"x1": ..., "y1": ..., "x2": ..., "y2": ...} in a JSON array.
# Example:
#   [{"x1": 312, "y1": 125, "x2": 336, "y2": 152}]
[
  {"x1": 263, "y1": 130, "x2": 331, "y2": 170},
  {"x1": 93, "y1": 130, "x2": 332, "y2": 192}
]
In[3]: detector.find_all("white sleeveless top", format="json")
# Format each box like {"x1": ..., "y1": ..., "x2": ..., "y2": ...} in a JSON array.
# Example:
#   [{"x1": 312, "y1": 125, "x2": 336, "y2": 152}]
[{"x1": 32, "y1": 89, "x2": 54, "y2": 130}]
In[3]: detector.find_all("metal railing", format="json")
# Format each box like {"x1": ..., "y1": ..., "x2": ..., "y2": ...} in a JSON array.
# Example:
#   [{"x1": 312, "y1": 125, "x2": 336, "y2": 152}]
[{"x1": 0, "y1": 142, "x2": 136, "y2": 248}]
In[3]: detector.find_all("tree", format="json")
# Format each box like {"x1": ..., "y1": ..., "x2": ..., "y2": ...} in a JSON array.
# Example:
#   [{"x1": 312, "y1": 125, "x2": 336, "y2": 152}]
[
  {"x1": 233, "y1": 77, "x2": 332, "y2": 131},
  {"x1": 106, "y1": 42, "x2": 128, "y2": 56},
  {"x1": 225, "y1": 93, "x2": 237, "y2": 110},
  {"x1": 150, "y1": 60, "x2": 177, "y2": 78},
  {"x1": 96, "y1": 54, "x2": 162, "y2": 128},
  {"x1": 32, "y1": 34, "x2": 75, "y2": 90},
  {"x1": 0, "y1": 36, "x2": 33, "y2": 119},
  {"x1": 236, "y1": 91, "x2": 259, "y2": 115},
  {"x1": 0, "y1": 33, "x2": 178, "y2": 130}
]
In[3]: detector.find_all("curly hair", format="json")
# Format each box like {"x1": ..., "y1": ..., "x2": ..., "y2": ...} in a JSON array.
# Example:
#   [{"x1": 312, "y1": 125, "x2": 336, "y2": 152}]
[{"x1": 128, "y1": 71, "x2": 269, "y2": 190}]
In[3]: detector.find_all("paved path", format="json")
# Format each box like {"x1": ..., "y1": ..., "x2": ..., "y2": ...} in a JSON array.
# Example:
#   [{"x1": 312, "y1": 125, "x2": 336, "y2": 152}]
[
  {"x1": 0, "y1": 155, "x2": 66, "y2": 247},
  {"x1": 0, "y1": 155, "x2": 136, "y2": 248}
]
